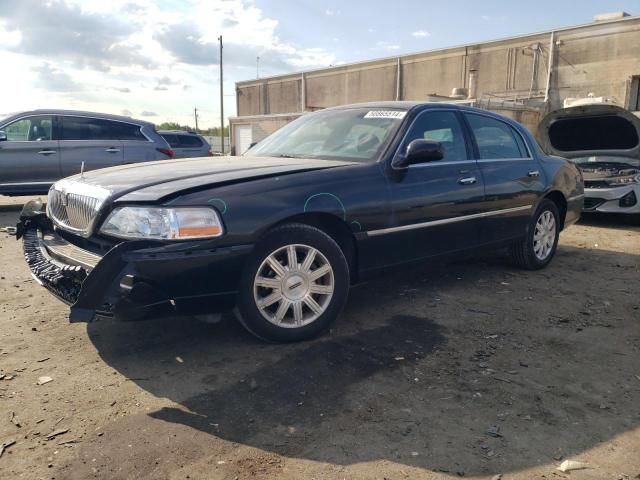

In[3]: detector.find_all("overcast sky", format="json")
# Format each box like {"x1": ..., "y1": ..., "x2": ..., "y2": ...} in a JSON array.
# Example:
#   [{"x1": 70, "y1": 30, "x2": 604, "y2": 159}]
[{"x1": 0, "y1": 0, "x2": 637, "y2": 128}]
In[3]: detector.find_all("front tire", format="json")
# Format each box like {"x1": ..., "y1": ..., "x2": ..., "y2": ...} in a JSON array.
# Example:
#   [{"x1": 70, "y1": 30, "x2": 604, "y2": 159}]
[
  {"x1": 509, "y1": 199, "x2": 560, "y2": 270},
  {"x1": 237, "y1": 223, "x2": 350, "y2": 342}
]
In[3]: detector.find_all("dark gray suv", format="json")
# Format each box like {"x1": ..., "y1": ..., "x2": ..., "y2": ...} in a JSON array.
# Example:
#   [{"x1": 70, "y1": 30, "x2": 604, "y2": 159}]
[
  {"x1": 158, "y1": 130, "x2": 212, "y2": 158},
  {"x1": 0, "y1": 110, "x2": 173, "y2": 196}
]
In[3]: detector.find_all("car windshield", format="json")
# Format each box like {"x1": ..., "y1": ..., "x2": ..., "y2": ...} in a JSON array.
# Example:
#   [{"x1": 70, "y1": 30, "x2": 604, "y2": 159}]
[{"x1": 245, "y1": 107, "x2": 407, "y2": 162}]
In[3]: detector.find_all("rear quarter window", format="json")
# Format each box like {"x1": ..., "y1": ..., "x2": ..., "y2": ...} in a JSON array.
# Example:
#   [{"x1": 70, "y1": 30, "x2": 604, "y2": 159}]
[{"x1": 178, "y1": 135, "x2": 204, "y2": 147}]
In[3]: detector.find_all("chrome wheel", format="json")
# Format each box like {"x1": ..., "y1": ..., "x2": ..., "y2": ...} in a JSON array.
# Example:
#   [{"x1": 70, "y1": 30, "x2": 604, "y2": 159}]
[
  {"x1": 533, "y1": 210, "x2": 556, "y2": 261},
  {"x1": 253, "y1": 244, "x2": 334, "y2": 328}
]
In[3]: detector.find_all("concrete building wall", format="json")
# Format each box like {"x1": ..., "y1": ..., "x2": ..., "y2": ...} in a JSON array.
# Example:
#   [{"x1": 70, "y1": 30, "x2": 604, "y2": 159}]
[{"x1": 232, "y1": 16, "x2": 640, "y2": 148}]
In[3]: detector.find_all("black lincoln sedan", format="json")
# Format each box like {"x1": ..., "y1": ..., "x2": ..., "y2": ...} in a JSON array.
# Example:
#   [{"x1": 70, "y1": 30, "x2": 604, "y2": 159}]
[{"x1": 18, "y1": 102, "x2": 584, "y2": 342}]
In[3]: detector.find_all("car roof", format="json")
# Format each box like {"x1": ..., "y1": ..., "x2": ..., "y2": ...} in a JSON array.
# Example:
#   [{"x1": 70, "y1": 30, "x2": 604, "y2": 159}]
[{"x1": 3, "y1": 109, "x2": 156, "y2": 127}]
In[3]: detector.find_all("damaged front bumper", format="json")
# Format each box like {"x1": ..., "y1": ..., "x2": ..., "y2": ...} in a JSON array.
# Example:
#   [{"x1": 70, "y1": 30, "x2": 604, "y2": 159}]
[
  {"x1": 583, "y1": 184, "x2": 640, "y2": 214},
  {"x1": 18, "y1": 200, "x2": 251, "y2": 323}
]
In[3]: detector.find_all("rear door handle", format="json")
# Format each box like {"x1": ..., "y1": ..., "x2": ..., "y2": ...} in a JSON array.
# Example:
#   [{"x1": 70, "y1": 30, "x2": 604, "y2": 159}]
[
  {"x1": 458, "y1": 177, "x2": 477, "y2": 185},
  {"x1": 528, "y1": 170, "x2": 540, "y2": 177},
  {"x1": 105, "y1": 147, "x2": 121, "y2": 153},
  {"x1": 38, "y1": 149, "x2": 56, "y2": 155}
]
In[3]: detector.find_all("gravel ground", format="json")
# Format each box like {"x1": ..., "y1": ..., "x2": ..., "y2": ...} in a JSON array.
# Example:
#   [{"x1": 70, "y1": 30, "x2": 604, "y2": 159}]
[{"x1": 0, "y1": 196, "x2": 638, "y2": 480}]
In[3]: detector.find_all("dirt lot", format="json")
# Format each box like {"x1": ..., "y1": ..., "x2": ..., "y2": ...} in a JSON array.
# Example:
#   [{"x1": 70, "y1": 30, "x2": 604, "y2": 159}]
[{"x1": 0, "y1": 196, "x2": 638, "y2": 480}]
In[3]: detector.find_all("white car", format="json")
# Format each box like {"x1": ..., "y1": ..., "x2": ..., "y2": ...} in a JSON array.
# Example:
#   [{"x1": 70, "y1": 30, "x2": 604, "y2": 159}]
[{"x1": 540, "y1": 104, "x2": 640, "y2": 216}]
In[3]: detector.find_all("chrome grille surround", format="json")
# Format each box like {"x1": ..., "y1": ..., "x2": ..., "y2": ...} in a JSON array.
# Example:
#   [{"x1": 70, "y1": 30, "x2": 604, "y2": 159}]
[{"x1": 47, "y1": 179, "x2": 111, "y2": 237}]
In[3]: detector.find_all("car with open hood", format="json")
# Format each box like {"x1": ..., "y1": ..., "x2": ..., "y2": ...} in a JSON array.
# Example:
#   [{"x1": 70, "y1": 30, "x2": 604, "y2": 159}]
[
  {"x1": 539, "y1": 104, "x2": 640, "y2": 215},
  {"x1": 17, "y1": 102, "x2": 583, "y2": 342}
]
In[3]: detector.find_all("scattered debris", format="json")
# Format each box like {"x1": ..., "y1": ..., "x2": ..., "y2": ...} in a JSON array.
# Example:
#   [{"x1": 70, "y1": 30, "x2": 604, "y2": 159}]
[
  {"x1": 36, "y1": 357, "x2": 50, "y2": 363},
  {"x1": 9, "y1": 411, "x2": 21, "y2": 428},
  {"x1": 394, "y1": 356, "x2": 405, "y2": 361},
  {"x1": 37, "y1": 376, "x2": 53, "y2": 385},
  {"x1": 557, "y1": 460, "x2": 591, "y2": 472},
  {"x1": 110, "y1": 400, "x2": 117, "y2": 407},
  {"x1": 491, "y1": 474, "x2": 503, "y2": 480},
  {"x1": 249, "y1": 379, "x2": 259, "y2": 392},
  {"x1": 0, "y1": 439, "x2": 16, "y2": 458},
  {"x1": 485, "y1": 425, "x2": 503, "y2": 438},
  {"x1": 176, "y1": 356, "x2": 184, "y2": 363},
  {"x1": 46, "y1": 428, "x2": 69, "y2": 440}
]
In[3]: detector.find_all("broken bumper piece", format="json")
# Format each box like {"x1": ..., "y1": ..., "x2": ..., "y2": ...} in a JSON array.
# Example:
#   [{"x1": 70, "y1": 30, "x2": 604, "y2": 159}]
[{"x1": 18, "y1": 200, "x2": 251, "y2": 323}]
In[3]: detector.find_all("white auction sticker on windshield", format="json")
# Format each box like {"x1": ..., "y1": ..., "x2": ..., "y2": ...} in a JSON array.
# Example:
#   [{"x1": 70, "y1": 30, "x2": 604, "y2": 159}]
[{"x1": 364, "y1": 110, "x2": 407, "y2": 119}]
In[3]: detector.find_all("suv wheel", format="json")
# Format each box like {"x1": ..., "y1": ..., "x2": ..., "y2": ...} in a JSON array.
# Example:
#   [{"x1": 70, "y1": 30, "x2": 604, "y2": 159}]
[
  {"x1": 509, "y1": 199, "x2": 560, "y2": 270},
  {"x1": 236, "y1": 223, "x2": 350, "y2": 342}
]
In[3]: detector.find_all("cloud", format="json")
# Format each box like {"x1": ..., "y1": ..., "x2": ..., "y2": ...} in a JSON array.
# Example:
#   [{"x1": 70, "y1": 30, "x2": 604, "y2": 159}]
[
  {"x1": 325, "y1": 9, "x2": 335, "y2": 16},
  {"x1": 155, "y1": 21, "x2": 334, "y2": 71},
  {"x1": 481, "y1": 15, "x2": 490, "y2": 21},
  {"x1": 154, "y1": 85, "x2": 168, "y2": 91},
  {"x1": 31, "y1": 63, "x2": 81, "y2": 92},
  {"x1": 375, "y1": 41, "x2": 400, "y2": 51},
  {"x1": 0, "y1": 0, "x2": 153, "y2": 70},
  {"x1": 112, "y1": 87, "x2": 131, "y2": 93},
  {"x1": 140, "y1": 111, "x2": 158, "y2": 117},
  {"x1": 412, "y1": 30, "x2": 430, "y2": 38},
  {"x1": 121, "y1": 109, "x2": 133, "y2": 116}
]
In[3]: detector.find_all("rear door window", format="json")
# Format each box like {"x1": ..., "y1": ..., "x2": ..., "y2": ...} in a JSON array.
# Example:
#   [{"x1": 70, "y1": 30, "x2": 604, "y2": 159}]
[
  {"x1": 61, "y1": 117, "x2": 144, "y2": 141},
  {"x1": 61, "y1": 117, "x2": 112, "y2": 140},
  {"x1": 3, "y1": 116, "x2": 53, "y2": 141},
  {"x1": 465, "y1": 114, "x2": 529, "y2": 159},
  {"x1": 178, "y1": 135, "x2": 204, "y2": 148}
]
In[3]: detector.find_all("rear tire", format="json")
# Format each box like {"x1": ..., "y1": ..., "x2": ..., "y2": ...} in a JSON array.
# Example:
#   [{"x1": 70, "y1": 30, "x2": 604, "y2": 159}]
[
  {"x1": 237, "y1": 223, "x2": 350, "y2": 342},
  {"x1": 509, "y1": 199, "x2": 560, "y2": 270}
]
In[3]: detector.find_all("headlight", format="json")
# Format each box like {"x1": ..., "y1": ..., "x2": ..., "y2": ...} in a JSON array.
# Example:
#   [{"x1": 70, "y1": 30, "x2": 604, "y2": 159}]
[
  {"x1": 100, "y1": 207, "x2": 224, "y2": 240},
  {"x1": 606, "y1": 174, "x2": 640, "y2": 186}
]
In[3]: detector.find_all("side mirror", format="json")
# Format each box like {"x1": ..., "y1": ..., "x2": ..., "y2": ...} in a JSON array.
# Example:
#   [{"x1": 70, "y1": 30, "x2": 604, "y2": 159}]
[
  {"x1": 394, "y1": 139, "x2": 443, "y2": 168},
  {"x1": 0, "y1": 131, "x2": 7, "y2": 142}
]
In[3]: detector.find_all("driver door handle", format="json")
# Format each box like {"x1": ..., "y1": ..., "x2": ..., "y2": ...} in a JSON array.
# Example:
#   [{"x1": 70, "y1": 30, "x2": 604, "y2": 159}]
[
  {"x1": 38, "y1": 149, "x2": 56, "y2": 155},
  {"x1": 105, "y1": 147, "x2": 121, "y2": 153},
  {"x1": 458, "y1": 176, "x2": 477, "y2": 185},
  {"x1": 528, "y1": 170, "x2": 540, "y2": 177}
]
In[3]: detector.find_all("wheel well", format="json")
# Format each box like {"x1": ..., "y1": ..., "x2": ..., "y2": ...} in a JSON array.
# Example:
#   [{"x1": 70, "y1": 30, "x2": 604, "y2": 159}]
[
  {"x1": 544, "y1": 191, "x2": 567, "y2": 229},
  {"x1": 271, "y1": 213, "x2": 359, "y2": 283}
]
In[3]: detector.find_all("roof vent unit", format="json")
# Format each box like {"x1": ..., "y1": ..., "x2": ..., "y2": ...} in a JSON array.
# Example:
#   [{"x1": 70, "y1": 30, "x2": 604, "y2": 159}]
[
  {"x1": 593, "y1": 11, "x2": 630, "y2": 22},
  {"x1": 450, "y1": 87, "x2": 469, "y2": 99}
]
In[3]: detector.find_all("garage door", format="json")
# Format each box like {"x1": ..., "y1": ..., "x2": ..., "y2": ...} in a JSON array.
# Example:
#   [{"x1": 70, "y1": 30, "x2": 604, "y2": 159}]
[{"x1": 235, "y1": 125, "x2": 253, "y2": 155}]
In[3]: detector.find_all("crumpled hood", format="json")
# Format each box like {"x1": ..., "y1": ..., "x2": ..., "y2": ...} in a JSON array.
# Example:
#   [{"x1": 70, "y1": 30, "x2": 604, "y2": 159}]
[
  {"x1": 538, "y1": 104, "x2": 640, "y2": 160},
  {"x1": 60, "y1": 156, "x2": 356, "y2": 202}
]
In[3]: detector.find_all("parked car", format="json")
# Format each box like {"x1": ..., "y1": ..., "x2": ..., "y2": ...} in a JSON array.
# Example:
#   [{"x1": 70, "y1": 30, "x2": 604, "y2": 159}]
[
  {"x1": 17, "y1": 102, "x2": 583, "y2": 342},
  {"x1": 539, "y1": 104, "x2": 640, "y2": 216},
  {"x1": 158, "y1": 130, "x2": 212, "y2": 158},
  {"x1": 0, "y1": 110, "x2": 174, "y2": 196}
]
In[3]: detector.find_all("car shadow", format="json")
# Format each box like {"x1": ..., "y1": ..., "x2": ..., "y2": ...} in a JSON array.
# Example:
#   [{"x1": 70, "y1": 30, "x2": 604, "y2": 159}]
[
  {"x1": 82, "y1": 245, "x2": 639, "y2": 477},
  {"x1": 578, "y1": 211, "x2": 640, "y2": 230}
]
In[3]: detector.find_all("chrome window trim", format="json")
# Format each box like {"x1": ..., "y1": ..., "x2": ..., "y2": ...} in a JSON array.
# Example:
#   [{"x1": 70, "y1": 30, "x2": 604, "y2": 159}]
[
  {"x1": 462, "y1": 110, "x2": 534, "y2": 159},
  {"x1": 367, "y1": 204, "x2": 533, "y2": 236},
  {"x1": 408, "y1": 159, "x2": 477, "y2": 169}
]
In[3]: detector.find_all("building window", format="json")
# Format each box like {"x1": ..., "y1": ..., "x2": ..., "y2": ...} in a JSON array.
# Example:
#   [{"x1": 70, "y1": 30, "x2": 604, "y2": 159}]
[{"x1": 629, "y1": 76, "x2": 640, "y2": 111}]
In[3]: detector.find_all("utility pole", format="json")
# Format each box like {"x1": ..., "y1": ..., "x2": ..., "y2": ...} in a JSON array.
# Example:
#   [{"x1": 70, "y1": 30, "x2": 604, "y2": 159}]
[
  {"x1": 193, "y1": 107, "x2": 199, "y2": 132},
  {"x1": 218, "y1": 35, "x2": 224, "y2": 154},
  {"x1": 256, "y1": 56, "x2": 260, "y2": 79}
]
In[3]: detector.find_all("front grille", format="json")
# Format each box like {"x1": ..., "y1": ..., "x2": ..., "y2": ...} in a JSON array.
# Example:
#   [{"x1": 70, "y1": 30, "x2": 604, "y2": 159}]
[
  {"x1": 47, "y1": 180, "x2": 110, "y2": 236},
  {"x1": 583, "y1": 197, "x2": 606, "y2": 211},
  {"x1": 584, "y1": 180, "x2": 610, "y2": 189}
]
